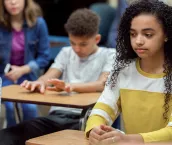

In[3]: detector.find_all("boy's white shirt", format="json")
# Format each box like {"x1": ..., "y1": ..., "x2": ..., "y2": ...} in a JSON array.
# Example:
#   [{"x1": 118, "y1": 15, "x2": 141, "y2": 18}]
[{"x1": 49, "y1": 46, "x2": 116, "y2": 113}]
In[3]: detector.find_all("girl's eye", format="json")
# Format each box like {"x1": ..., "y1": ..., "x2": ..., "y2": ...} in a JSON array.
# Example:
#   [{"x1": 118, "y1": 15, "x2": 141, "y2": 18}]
[
  {"x1": 145, "y1": 34, "x2": 153, "y2": 38},
  {"x1": 130, "y1": 33, "x2": 136, "y2": 37}
]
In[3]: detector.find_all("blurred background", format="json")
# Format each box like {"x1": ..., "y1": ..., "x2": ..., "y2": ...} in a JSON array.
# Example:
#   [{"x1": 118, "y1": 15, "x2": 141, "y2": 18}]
[{"x1": 34, "y1": 0, "x2": 117, "y2": 36}]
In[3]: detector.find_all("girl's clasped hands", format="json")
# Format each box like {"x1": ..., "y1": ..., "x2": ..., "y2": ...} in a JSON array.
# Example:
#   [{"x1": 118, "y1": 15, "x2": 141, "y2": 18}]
[{"x1": 89, "y1": 125, "x2": 125, "y2": 145}]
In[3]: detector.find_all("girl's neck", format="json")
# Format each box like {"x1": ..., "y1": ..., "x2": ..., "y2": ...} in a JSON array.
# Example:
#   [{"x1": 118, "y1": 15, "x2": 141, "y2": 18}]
[
  {"x1": 11, "y1": 13, "x2": 24, "y2": 31},
  {"x1": 140, "y1": 51, "x2": 165, "y2": 74}
]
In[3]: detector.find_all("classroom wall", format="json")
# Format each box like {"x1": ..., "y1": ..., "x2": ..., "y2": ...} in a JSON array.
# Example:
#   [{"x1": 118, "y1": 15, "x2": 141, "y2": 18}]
[
  {"x1": 108, "y1": 0, "x2": 118, "y2": 7},
  {"x1": 35, "y1": 0, "x2": 107, "y2": 36}
]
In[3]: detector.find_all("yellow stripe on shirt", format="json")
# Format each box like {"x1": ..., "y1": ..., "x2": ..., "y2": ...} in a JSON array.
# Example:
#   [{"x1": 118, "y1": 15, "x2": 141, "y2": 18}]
[
  {"x1": 85, "y1": 115, "x2": 107, "y2": 138},
  {"x1": 93, "y1": 102, "x2": 116, "y2": 121}
]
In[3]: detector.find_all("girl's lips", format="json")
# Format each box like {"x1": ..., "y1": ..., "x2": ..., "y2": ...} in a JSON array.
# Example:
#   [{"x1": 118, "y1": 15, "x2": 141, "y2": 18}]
[
  {"x1": 11, "y1": 8, "x2": 17, "y2": 11},
  {"x1": 135, "y1": 48, "x2": 147, "y2": 53}
]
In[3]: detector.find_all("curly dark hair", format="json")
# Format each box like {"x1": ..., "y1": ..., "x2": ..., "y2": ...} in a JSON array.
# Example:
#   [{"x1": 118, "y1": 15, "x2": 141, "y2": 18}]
[
  {"x1": 64, "y1": 8, "x2": 100, "y2": 37},
  {"x1": 108, "y1": 0, "x2": 172, "y2": 121}
]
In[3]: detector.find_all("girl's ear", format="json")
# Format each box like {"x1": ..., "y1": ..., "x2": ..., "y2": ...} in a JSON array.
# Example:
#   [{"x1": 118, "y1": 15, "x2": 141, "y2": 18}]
[
  {"x1": 95, "y1": 34, "x2": 101, "y2": 44},
  {"x1": 165, "y1": 38, "x2": 168, "y2": 42}
]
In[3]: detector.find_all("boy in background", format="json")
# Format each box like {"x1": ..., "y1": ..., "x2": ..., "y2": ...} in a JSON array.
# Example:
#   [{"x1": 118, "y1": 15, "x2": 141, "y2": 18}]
[{"x1": 0, "y1": 8, "x2": 116, "y2": 145}]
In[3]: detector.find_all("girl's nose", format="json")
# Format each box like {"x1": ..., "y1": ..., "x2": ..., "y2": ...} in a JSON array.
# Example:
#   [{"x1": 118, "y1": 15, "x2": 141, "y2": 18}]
[{"x1": 136, "y1": 35, "x2": 144, "y2": 46}]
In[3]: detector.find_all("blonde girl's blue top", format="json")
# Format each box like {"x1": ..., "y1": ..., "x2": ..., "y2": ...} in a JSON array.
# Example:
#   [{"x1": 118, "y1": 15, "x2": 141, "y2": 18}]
[{"x1": 0, "y1": 17, "x2": 50, "y2": 80}]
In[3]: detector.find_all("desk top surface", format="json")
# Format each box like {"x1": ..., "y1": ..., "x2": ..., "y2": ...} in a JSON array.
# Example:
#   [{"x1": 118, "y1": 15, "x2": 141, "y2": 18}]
[
  {"x1": 2, "y1": 85, "x2": 100, "y2": 108},
  {"x1": 26, "y1": 130, "x2": 88, "y2": 145},
  {"x1": 26, "y1": 129, "x2": 172, "y2": 145}
]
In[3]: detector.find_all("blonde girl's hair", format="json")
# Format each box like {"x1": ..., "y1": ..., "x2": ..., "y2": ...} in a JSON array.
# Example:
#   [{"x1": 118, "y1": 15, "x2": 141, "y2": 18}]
[{"x1": 0, "y1": 0, "x2": 42, "y2": 29}]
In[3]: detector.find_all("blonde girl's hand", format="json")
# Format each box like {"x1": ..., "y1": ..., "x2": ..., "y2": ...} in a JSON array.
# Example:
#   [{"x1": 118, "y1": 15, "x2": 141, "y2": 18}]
[
  {"x1": 5, "y1": 65, "x2": 24, "y2": 82},
  {"x1": 89, "y1": 126, "x2": 107, "y2": 145},
  {"x1": 5, "y1": 65, "x2": 31, "y2": 82},
  {"x1": 99, "y1": 125, "x2": 126, "y2": 145}
]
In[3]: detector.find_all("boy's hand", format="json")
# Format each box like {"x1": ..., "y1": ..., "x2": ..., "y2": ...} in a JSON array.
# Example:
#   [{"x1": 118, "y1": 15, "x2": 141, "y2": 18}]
[
  {"x1": 20, "y1": 80, "x2": 46, "y2": 94},
  {"x1": 46, "y1": 79, "x2": 73, "y2": 93}
]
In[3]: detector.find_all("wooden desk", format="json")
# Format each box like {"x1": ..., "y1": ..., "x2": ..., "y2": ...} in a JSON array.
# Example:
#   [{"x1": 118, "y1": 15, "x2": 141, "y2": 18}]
[
  {"x1": 26, "y1": 130, "x2": 88, "y2": 145},
  {"x1": 2, "y1": 85, "x2": 100, "y2": 130},
  {"x1": 26, "y1": 129, "x2": 172, "y2": 145}
]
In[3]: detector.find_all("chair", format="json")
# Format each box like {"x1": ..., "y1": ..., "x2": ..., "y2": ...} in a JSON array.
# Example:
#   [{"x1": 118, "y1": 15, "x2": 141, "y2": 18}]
[
  {"x1": 89, "y1": 3, "x2": 116, "y2": 46},
  {"x1": 49, "y1": 35, "x2": 70, "y2": 60}
]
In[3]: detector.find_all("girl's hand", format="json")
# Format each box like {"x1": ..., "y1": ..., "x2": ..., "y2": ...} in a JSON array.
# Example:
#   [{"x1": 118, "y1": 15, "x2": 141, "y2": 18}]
[
  {"x1": 99, "y1": 125, "x2": 126, "y2": 145},
  {"x1": 5, "y1": 65, "x2": 29, "y2": 82},
  {"x1": 89, "y1": 126, "x2": 106, "y2": 145}
]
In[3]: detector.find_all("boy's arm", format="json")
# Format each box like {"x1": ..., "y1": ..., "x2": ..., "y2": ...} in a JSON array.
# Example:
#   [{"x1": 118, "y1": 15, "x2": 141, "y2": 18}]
[
  {"x1": 70, "y1": 72, "x2": 109, "y2": 93},
  {"x1": 38, "y1": 68, "x2": 62, "y2": 85},
  {"x1": 21, "y1": 68, "x2": 62, "y2": 93},
  {"x1": 46, "y1": 72, "x2": 109, "y2": 93}
]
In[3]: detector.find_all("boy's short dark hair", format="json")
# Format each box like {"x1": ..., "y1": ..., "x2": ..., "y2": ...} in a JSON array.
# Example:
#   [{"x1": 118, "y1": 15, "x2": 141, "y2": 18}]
[{"x1": 65, "y1": 8, "x2": 100, "y2": 37}]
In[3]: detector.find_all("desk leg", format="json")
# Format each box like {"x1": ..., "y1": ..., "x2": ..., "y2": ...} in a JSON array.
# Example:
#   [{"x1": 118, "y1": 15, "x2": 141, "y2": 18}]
[
  {"x1": 79, "y1": 107, "x2": 92, "y2": 131},
  {"x1": 14, "y1": 103, "x2": 22, "y2": 123},
  {"x1": 13, "y1": 81, "x2": 22, "y2": 123}
]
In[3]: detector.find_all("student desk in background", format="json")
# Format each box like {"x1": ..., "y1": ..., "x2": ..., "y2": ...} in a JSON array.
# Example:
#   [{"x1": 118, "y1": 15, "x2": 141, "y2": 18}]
[
  {"x1": 2, "y1": 85, "x2": 100, "y2": 130},
  {"x1": 26, "y1": 130, "x2": 88, "y2": 145}
]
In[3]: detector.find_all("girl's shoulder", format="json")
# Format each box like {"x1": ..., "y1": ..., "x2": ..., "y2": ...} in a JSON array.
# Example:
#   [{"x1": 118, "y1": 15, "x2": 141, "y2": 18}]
[
  {"x1": 116, "y1": 59, "x2": 138, "y2": 82},
  {"x1": 0, "y1": 25, "x2": 9, "y2": 33},
  {"x1": 35, "y1": 17, "x2": 46, "y2": 25},
  {"x1": 30, "y1": 17, "x2": 47, "y2": 30},
  {"x1": 120, "y1": 59, "x2": 137, "y2": 74}
]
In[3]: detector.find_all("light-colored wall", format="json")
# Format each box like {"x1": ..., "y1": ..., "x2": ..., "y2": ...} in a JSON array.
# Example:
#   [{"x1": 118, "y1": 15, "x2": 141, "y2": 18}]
[
  {"x1": 108, "y1": 0, "x2": 118, "y2": 7},
  {"x1": 165, "y1": 0, "x2": 172, "y2": 6},
  {"x1": 109, "y1": 0, "x2": 172, "y2": 7}
]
